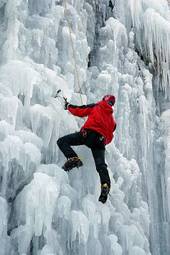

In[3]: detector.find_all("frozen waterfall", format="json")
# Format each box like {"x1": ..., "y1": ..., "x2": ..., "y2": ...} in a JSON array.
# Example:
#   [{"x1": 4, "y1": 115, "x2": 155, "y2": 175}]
[{"x1": 0, "y1": 0, "x2": 170, "y2": 254}]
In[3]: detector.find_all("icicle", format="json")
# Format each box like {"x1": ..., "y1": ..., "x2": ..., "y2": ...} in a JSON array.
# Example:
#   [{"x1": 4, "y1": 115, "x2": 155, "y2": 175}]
[
  {"x1": 142, "y1": 8, "x2": 170, "y2": 97},
  {"x1": 71, "y1": 210, "x2": 89, "y2": 244},
  {"x1": 0, "y1": 61, "x2": 41, "y2": 106},
  {"x1": 128, "y1": 0, "x2": 143, "y2": 29},
  {"x1": 0, "y1": 197, "x2": 11, "y2": 254},
  {"x1": 127, "y1": 0, "x2": 170, "y2": 97}
]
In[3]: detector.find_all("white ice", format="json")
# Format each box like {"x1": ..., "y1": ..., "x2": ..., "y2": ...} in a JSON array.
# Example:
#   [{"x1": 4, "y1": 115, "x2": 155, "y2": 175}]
[{"x1": 0, "y1": 0, "x2": 169, "y2": 254}]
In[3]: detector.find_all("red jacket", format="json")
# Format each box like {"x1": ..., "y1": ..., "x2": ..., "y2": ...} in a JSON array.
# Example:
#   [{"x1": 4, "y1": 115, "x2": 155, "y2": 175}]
[{"x1": 68, "y1": 100, "x2": 116, "y2": 144}]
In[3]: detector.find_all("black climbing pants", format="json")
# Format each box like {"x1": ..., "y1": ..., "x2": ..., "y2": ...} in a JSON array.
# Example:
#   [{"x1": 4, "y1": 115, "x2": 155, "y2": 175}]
[{"x1": 57, "y1": 129, "x2": 111, "y2": 187}]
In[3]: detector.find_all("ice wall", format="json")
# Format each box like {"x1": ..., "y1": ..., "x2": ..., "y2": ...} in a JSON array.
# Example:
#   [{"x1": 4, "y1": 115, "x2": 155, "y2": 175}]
[
  {"x1": 0, "y1": 0, "x2": 169, "y2": 255},
  {"x1": 113, "y1": 0, "x2": 170, "y2": 99}
]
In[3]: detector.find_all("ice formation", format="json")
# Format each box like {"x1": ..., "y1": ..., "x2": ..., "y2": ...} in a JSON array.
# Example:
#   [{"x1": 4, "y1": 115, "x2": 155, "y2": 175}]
[{"x1": 0, "y1": 0, "x2": 169, "y2": 255}]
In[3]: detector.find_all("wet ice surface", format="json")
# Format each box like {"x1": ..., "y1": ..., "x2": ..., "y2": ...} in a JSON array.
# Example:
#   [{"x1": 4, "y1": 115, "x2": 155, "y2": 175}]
[{"x1": 0, "y1": 0, "x2": 169, "y2": 254}]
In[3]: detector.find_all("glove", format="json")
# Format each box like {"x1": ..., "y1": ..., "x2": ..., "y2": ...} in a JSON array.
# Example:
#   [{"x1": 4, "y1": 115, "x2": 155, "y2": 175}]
[{"x1": 64, "y1": 98, "x2": 69, "y2": 110}]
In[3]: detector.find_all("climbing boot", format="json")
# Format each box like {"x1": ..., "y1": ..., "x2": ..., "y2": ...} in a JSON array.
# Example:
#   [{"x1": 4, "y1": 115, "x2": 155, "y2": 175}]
[
  {"x1": 62, "y1": 157, "x2": 83, "y2": 171},
  {"x1": 98, "y1": 183, "x2": 110, "y2": 203}
]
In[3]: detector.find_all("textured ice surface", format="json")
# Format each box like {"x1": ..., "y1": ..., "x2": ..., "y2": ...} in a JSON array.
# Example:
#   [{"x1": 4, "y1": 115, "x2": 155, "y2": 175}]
[{"x1": 0, "y1": 0, "x2": 169, "y2": 254}]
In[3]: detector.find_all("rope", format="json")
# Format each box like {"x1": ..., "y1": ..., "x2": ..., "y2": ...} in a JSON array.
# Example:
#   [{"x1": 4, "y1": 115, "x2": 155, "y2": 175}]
[{"x1": 63, "y1": 0, "x2": 84, "y2": 104}]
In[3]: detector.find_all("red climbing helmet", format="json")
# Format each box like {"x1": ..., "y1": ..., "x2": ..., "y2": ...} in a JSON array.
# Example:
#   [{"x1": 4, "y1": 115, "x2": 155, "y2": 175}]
[{"x1": 103, "y1": 95, "x2": 115, "y2": 106}]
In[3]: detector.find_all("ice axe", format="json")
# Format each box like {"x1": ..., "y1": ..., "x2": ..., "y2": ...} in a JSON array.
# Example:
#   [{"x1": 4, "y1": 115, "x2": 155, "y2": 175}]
[
  {"x1": 54, "y1": 89, "x2": 62, "y2": 98},
  {"x1": 54, "y1": 89, "x2": 68, "y2": 106}
]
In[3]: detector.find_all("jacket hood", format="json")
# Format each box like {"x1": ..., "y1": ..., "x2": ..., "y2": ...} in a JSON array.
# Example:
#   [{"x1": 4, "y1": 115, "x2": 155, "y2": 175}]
[{"x1": 97, "y1": 100, "x2": 113, "y2": 113}]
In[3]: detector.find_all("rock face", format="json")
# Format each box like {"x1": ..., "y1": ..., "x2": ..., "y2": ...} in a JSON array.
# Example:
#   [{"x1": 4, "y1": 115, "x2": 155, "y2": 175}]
[{"x1": 0, "y1": 0, "x2": 169, "y2": 254}]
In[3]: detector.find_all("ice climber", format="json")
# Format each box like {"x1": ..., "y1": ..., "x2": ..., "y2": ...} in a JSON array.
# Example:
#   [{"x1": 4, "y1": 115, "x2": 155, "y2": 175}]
[{"x1": 57, "y1": 95, "x2": 116, "y2": 203}]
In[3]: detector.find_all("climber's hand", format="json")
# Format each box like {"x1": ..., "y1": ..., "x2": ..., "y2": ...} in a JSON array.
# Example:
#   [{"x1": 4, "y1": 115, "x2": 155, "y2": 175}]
[{"x1": 64, "y1": 97, "x2": 69, "y2": 110}]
